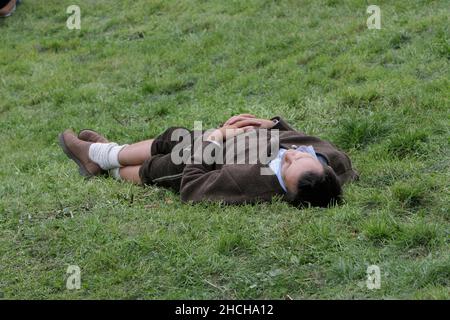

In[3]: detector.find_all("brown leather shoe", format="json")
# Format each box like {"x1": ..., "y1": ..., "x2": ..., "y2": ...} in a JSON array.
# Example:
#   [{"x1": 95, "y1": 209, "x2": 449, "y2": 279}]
[
  {"x1": 58, "y1": 129, "x2": 102, "y2": 177},
  {"x1": 0, "y1": 0, "x2": 17, "y2": 17},
  {"x1": 78, "y1": 129, "x2": 109, "y2": 143}
]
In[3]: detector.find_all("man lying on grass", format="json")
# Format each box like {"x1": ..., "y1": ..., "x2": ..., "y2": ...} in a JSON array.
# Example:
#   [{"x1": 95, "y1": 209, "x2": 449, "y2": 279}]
[{"x1": 58, "y1": 114, "x2": 358, "y2": 208}]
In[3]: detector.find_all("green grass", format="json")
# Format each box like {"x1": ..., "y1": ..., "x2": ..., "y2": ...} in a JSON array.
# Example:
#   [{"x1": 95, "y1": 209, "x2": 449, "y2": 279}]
[{"x1": 0, "y1": 0, "x2": 448, "y2": 299}]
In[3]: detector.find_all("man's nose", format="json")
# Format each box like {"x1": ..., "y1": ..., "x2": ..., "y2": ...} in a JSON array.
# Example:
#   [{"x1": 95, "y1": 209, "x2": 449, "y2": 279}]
[{"x1": 285, "y1": 151, "x2": 296, "y2": 163}]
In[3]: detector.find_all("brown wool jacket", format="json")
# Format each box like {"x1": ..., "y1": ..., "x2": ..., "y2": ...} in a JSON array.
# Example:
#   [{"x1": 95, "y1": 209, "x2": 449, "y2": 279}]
[{"x1": 179, "y1": 117, "x2": 359, "y2": 204}]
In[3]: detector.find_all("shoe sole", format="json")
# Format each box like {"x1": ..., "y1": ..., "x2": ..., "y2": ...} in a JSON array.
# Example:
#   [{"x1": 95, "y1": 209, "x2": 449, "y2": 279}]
[{"x1": 58, "y1": 133, "x2": 92, "y2": 178}]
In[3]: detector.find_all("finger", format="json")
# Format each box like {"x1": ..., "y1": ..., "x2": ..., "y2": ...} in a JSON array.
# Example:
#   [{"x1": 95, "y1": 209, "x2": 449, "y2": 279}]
[
  {"x1": 226, "y1": 116, "x2": 246, "y2": 126},
  {"x1": 224, "y1": 116, "x2": 239, "y2": 126},
  {"x1": 242, "y1": 126, "x2": 256, "y2": 132},
  {"x1": 226, "y1": 114, "x2": 256, "y2": 125},
  {"x1": 233, "y1": 119, "x2": 262, "y2": 128},
  {"x1": 227, "y1": 116, "x2": 249, "y2": 125}
]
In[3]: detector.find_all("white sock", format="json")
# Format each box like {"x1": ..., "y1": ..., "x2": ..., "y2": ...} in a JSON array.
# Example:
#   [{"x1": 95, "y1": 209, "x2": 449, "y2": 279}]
[
  {"x1": 109, "y1": 167, "x2": 122, "y2": 180},
  {"x1": 88, "y1": 143, "x2": 128, "y2": 170}
]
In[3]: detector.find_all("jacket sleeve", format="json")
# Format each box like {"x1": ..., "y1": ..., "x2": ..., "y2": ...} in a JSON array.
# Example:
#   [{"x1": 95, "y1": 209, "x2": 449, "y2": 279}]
[
  {"x1": 179, "y1": 141, "x2": 247, "y2": 204},
  {"x1": 270, "y1": 116, "x2": 297, "y2": 131}
]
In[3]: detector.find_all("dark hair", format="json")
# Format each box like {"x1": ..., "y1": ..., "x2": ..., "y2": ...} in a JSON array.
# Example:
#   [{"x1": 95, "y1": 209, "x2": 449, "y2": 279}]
[{"x1": 287, "y1": 166, "x2": 342, "y2": 208}]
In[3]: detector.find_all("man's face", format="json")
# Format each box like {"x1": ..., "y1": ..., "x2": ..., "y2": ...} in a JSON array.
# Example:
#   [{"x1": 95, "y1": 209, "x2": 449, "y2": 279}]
[{"x1": 281, "y1": 149, "x2": 324, "y2": 193}]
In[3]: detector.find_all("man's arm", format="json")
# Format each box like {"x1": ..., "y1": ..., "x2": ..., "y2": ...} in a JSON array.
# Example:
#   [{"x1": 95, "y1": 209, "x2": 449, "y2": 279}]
[
  {"x1": 222, "y1": 114, "x2": 297, "y2": 132},
  {"x1": 180, "y1": 141, "x2": 246, "y2": 204},
  {"x1": 180, "y1": 123, "x2": 275, "y2": 204}
]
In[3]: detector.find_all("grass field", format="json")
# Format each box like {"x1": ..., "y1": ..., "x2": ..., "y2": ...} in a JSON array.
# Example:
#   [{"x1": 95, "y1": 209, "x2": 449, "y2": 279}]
[{"x1": 0, "y1": 0, "x2": 449, "y2": 299}]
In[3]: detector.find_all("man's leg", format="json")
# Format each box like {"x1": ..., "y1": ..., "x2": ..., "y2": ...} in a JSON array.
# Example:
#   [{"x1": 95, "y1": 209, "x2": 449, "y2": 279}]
[
  {"x1": 115, "y1": 127, "x2": 192, "y2": 184},
  {"x1": 118, "y1": 165, "x2": 142, "y2": 184},
  {"x1": 60, "y1": 127, "x2": 187, "y2": 184},
  {"x1": 118, "y1": 139, "x2": 154, "y2": 166},
  {"x1": 89, "y1": 138, "x2": 152, "y2": 168},
  {"x1": 114, "y1": 140, "x2": 154, "y2": 184},
  {"x1": 90, "y1": 139, "x2": 154, "y2": 184}
]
